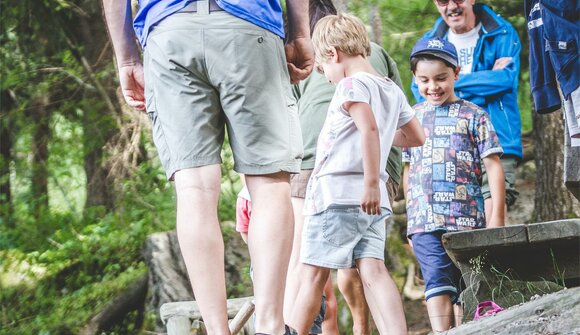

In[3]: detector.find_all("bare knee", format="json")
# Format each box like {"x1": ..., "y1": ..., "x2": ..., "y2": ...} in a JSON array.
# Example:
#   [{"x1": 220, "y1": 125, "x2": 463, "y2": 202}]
[
  {"x1": 357, "y1": 259, "x2": 388, "y2": 287},
  {"x1": 174, "y1": 166, "x2": 221, "y2": 200}
]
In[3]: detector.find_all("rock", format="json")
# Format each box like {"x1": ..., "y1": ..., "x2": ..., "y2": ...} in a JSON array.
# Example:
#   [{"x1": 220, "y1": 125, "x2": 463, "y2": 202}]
[{"x1": 446, "y1": 287, "x2": 580, "y2": 334}]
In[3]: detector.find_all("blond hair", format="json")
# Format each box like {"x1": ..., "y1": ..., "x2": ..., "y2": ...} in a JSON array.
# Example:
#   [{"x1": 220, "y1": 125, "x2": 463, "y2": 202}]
[{"x1": 311, "y1": 12, "x2": 371, "y2": 66}]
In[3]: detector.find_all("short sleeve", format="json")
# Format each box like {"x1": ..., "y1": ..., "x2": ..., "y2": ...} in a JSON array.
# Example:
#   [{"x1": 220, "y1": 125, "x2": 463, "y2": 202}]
[
  {"x1": 397, "y1": 95, "x2": 415, "y2": 129},
  {"x1": 474, "y1": 109, "x2": 503, "y2": 158},
  {"x1": 336, "y1": 77, "x2": 370, "y2": 112}
]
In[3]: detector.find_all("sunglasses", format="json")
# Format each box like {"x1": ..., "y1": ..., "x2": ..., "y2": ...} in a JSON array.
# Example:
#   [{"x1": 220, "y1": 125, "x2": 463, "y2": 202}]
[{"x1": 435, "y1": 0, "x2": 466, "y2": 6}]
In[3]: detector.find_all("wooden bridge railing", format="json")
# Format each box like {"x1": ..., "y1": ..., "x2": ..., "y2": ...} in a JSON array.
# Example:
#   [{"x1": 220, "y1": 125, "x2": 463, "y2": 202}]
[{"x1": 160, "y1": 296, "x2": 255, "y2": 335}]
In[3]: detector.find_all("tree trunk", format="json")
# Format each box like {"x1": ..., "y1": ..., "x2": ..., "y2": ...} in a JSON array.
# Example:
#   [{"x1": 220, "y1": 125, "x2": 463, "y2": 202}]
[
  {"x1": 30, "y1": 95, "x2": 50, "y2": 218},
  {"x1": 369, "y1": 4, "x2": 382, "y2": 45},
  {"x1": 75, "y1": 1, "x2": 118, "y2": 211},
  {"x1": 0, "y1": 90, "x2": 14, "y2": 226},
  {"x1": 532, "y1": 110, "x2": 576, "y2": 221},
  {"x1": 333, "y1": 0, "x2": 349, "y2": 12}
]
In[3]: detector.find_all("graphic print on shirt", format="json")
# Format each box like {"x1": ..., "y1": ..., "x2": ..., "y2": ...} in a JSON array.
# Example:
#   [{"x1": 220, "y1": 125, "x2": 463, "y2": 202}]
[{"x1": 403, "y1": 100, "x2": 503, "y2": 236}]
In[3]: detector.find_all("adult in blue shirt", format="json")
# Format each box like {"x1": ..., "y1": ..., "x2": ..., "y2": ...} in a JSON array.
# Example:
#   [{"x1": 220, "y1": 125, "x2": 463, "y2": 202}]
[
  {"x1": 102, "y1": 1, "x2": 314, "y2": 334},
  {"x1": 411, "y1": 0, "x2": 522, "y2": 224}
]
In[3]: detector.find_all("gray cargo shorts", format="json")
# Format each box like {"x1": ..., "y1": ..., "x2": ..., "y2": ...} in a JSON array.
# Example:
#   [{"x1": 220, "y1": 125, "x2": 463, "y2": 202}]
[{"x1": 143, "y1": 10, "x2": 302, "y2": 179}]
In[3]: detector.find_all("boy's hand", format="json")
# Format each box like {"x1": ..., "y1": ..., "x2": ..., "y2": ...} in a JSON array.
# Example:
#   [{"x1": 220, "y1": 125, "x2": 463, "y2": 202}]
[
  {"x1": 361, "y1": 184, "x2": 381, "y2": 215},
  {"x1": 487, "y1": 217, "x2": 505, "y2": 228}
]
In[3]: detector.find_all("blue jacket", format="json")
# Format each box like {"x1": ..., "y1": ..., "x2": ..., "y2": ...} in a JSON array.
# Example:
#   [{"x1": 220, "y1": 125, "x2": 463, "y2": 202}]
[
  {"x1": 412, "y1": 4, "x2": 522, "y2": 159},
  {"x1": 525, "y1": 0, "x2": 561, "y2": 114},
  {"x1": 526, "y1": 0, "x2": 579, "y2": 106}
]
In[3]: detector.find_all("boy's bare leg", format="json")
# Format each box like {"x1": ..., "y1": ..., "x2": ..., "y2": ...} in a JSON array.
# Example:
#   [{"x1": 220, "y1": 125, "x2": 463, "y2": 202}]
[
  {"x1": 356, "y1": 258, "x2": 407, "y2": 335},
  {"x1": 425, "y1": 295, "x2": 454, "y2": 333},
  {"x1": 289, "y1": 265, "x2": 330, "y2": 335},
  {"x1": 322, "y1": 275, "x2": 339, "y2": 335},
  {"x1": 453, "y1": 303, "x2": 463, "y2": 327},
  {"x1": 337, "y1": 268, "x2": 371, "y2": 335},
  {"x1": 284, "y1": 196, "x2": 306, "y2": 321},
  {"x1": 246, "y1": 172, "x2": 294, "y2": 334},
  {"x1": 174, "y1": 165, "x2": 230, "y2": 334}
]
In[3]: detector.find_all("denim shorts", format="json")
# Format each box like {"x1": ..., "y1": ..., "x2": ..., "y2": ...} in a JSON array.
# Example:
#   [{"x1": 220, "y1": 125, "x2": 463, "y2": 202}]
[
  {"x1": 411, "y1": 231, "x2": 462, "y2": 304},
  {"x1": 301, "y1": 206, "x2": 389, "y2": 269}
]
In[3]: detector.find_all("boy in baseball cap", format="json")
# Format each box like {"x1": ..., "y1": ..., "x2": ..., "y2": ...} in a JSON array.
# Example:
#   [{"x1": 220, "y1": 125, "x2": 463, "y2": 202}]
[{"x1": 402, "y1": 37, "x2": 506, "y2": 332}]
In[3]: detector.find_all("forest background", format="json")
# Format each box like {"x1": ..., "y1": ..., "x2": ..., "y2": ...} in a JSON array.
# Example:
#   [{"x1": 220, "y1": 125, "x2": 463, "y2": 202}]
[{"x1": 1, "y1": 0, "x2": 578, "y2": 334}]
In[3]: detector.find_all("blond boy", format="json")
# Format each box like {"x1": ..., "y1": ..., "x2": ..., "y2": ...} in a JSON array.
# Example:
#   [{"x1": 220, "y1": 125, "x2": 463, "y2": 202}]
[{"x1": 288, "y1": 13, "x2": 425, "y2": 335}]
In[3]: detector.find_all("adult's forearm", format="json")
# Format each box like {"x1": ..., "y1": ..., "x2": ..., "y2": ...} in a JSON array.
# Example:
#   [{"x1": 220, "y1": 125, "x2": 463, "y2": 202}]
[
  {"x1": 286, "y1": 0, "x2": 310, "y2": 39},
  {"x1": 102, "y1": 0, "x2": 141, "y2": 66}
]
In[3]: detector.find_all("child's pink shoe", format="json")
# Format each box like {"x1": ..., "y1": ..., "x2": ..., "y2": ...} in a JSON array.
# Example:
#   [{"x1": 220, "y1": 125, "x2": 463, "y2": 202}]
[{"x1": 473, "y1": 301, "x2": 503, "y2": 320}]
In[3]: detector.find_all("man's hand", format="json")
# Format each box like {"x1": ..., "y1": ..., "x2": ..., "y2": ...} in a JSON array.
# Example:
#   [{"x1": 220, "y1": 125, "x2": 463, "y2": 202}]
[
  {"x1": 492, "y1": 57, "x2": 512, "y2": 70},
  {"x1": 118, "y1": 63, "x2": 146, "y2": 112},
  {"x1": 285, "y1": 36, "x2": 314, "y2": 84},
  {"x1": 361, "y1": 184, "x2": 381, "y2": 215}
]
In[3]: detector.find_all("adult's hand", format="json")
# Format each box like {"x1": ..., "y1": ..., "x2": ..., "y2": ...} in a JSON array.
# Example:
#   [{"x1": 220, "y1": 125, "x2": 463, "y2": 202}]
[
  {"x1": 118, "y1": 63, "x2": 146, "y2": 112},
  {"x1": 492, "y1": 57, "x2": 512, "y2": 70},
  {"x1": 285, "y1": 36, "x2": 314, "y2": 84}
]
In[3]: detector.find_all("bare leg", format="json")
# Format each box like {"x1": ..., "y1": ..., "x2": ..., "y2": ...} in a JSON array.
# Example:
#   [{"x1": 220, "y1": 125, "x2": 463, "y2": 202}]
[
  {"x1": 284, "y1": 197, "x2": 306, "y2": 322},
  {"x1": 356, "y1": 258, "x2": 407, "y2": 335},
  {"x1": 322, "y1": 275, "x2": 339, "y2": 335},
  {"x1": 425, "y1": 295, "x2": 454, "y2": 333},
  {"x1": 289, "y1": 264, "x2": 330, "y2": 335},
  {"x1": 174, "y1": 166, "x2": 230, "y2": 334},
  {"x1": 453, "y1": 303, "x2": 463, "y2": 327},
  {"x1": 337, "y1": 268, "x2": 371, "y2": 335},
  {"x1": 246, "y1": 172, "x2": 294, "y2": 334}
]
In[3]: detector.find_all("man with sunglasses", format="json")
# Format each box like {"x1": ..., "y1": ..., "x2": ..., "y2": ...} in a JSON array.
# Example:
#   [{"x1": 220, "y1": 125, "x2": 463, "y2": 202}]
[{"x1": 411, "y1": 0, "x2": 522, "y2": 226}]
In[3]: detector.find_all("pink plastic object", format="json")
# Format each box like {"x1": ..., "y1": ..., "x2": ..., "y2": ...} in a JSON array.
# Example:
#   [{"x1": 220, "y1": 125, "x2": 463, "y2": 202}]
[{"x1": 473, "y1": 301, "x2": 503, "y2": 320}]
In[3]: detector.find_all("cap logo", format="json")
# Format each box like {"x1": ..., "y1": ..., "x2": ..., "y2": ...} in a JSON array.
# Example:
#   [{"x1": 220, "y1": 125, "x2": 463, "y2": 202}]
[{"x1": 428, "y1": 39, "x2": 444, "y2": 49}]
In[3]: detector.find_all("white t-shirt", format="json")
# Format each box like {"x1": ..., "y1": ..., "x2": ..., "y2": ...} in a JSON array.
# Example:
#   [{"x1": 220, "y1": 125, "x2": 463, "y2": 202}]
[
  {"x1": 303, "y1": 72, "x2": 415, "y2": 215},
  {"x1": 448, "y1": 23, "x2": 482, "y2": 74}
]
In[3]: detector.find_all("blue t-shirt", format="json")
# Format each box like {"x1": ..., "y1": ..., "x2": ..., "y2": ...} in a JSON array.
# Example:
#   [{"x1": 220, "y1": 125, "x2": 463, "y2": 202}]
[
  {"x1": 403, "y1": 99, "x2": 503, "y2": 236},
  {"x1": 133, "y1": 0, "x2": 284, "y2": 47}
]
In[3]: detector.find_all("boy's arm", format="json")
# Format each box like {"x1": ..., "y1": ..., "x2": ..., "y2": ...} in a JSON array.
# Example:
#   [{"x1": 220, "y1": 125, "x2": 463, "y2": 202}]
[
  {"x1": 393, "y1": 117, "x2": 425, "y2": 147},
  {"x1": 347, "y1": 101, "x2": 381, "y2": 215},
  {"x1": 482, "y1": 154, "x2": 506, "y2": 228},
  {"x1": 402, "y1": 163, "x2": 413, "y2": 248},
  {"x1": 402, "y1": 163, "x2": 410, "y2": 202}
]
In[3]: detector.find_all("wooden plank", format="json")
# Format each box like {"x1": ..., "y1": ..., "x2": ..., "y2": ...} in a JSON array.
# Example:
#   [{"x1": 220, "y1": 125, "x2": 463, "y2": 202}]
[
  {"x1": 166, "y1": 316, "x2": 191, "y2": 335},
  {"x1": 442, "y1": 225, "x2": 529, "y2": 251},
  {"x1": 160, "y1": 296, "x2": 254, "y2": 323},
  {"x1": 527, "y1": 219, "x2": 580, "y2": 243}
]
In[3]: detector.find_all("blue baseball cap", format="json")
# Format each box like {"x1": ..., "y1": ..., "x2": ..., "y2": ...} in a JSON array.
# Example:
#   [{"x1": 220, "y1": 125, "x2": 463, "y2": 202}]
[{"x1": 410, "y1": 38, "x2": 459, "y2": 68}]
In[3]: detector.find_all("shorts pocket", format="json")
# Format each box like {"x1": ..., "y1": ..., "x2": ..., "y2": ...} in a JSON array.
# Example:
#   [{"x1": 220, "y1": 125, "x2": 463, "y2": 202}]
[{"x1": 322, "y1": 208, "x2": 359, "y2": 247}]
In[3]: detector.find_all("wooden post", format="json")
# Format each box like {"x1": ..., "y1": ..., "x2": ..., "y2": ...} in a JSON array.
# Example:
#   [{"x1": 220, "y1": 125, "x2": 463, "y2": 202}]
[
  {"x1": 161, "y1": 296, "x2": 255, "y2": 335},
  {"x1": 229, "y1": 300, "x2": 255, "y2": 335},
  {"x1": 166, "y1": 316, "x2": 191, "y2": 335}
]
